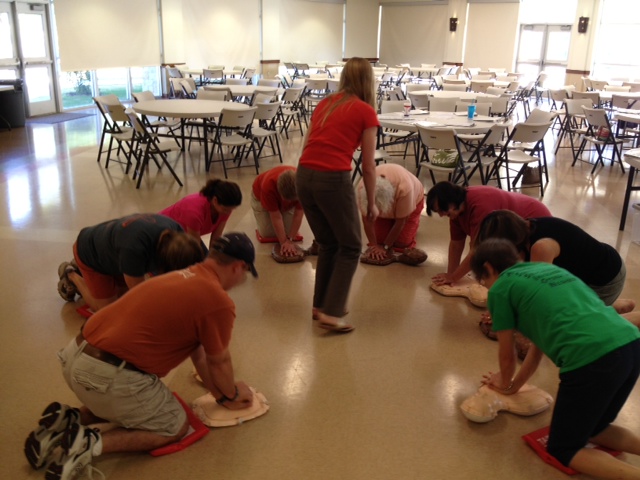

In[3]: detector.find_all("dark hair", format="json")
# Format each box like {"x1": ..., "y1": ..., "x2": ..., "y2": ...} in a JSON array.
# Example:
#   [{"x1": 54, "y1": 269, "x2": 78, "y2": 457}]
[
  {"x1": 156, "y1": 230, "x2": 205, "y2": 273},
  {"x1": 475, "y1": 210, "x2": 530, "y2": 253},
  {"x1": 471, "y1": 238, "x2": 520, "y2": 281},
  {"x1": 426, "y1": 181, "x2": 467, "y2": 216},
  {"x1": 200, "y1": 179, "x2": 242, "y2": 207}
]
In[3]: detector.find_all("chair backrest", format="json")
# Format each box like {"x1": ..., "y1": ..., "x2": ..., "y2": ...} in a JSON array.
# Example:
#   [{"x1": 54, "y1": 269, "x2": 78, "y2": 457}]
[
  {"x1": 282, "y1": 86, "x2": 304, "y2": 103},
  {"x1": 611, "y1": 94, "x2": 637, "y2": 110},
  {"x1": 180, "y1": 79, "x2": 196, "y2": 97},
  {"x1": 564, "y1": 98, "x2": 594, "y2": 116},
  {"x1": 208, "y1": 65, "x2": 225, "y2": 70},
  {"x1": 226, "y1": 78, "x2": 249, "y2": 85},
  {"x1": 257, "y1": 78, "x2": 281, "y2": 88},
  {"x1": 327, "y1": 79, "x2": 340, "y2": 93},
  {"x1": 408, "y1": 92, "x2": 430, "y2": 109},
  {"x1": 549, "y1": 89, "x2": 569, "y2": 103},
  {"x1": 526, "y1": 108, "x2": 557, "y2": 124},
  {"x1": 443, "y1": 78, "x2": 466, "y2": 85},
  {"x1": 470, "y1": 81, "x2": 491, "y2": 93},
  {"x1": 506, "y1": 80, "x2": 520, "y2": 92},
  {"x1": 572, "y1": 90, "x2": 600, "y2": 104},
  {"x1": 103, "y1": 102, "x2": 129, "y2": 124},
  {"x1": 590, "y1": 79, "x2": 608, "y2": 91},
  {"x1": 417, "y1": 126, "x2": 457, "y2": 150},
  {"x1": 486, "y1": 86, "x2": 506, "y2": 96},
  {"x1": 254, "y1": 101, "x2": 281, "y2": 122},
  {"x1": 203, "y1": 68, "x2": 224, "y2": 80},
  {"x1": 405, "y1": 83, "x2": 431, "y2": 95},
  {"x1": 94, "y1": 93, "x2": 121, "y2": 108},
  {"x1": 428, "y1": 96, "x2": 458, "y2": 112},
  {"x1": 605, "y1": 85, "x2": 631, "y2": 92},
  {"x1": 166, "y1": 67, "x2": 183, "y2": 78},
  {"x1": 380, "y1": 100, "x2": 405, "y2": 114},
  {"x1": 196, "y1": 89, "x2": 229, "y2": 101},
  {"x1": 126, "y1": 111, "x2": 150, "y2": 138},
  {"x1": 487, "y1": 96, "x2": 510, "y2": 115},
  {"x1": 582, "y1": 106, "x2": 610, "y2": 129},
  {"x1": 250, "y1": 90, "x2": 277, "y2": 106},
  {"x1": 305, "y1": 79, "x2": 328, "y2": 92},
  {"x1": 582, "y1": 77, "x2": 593, "y2": 91},
  {"x1": 218, "y1": 107, "x2": 257, "y2": 129},
  {"x1": 474, "y1": 102, "x2": 492, "y2": 116},
  {"x1": 510, "y1": 121, "x2": 552, "y2": 144},
  {"x1": 242, "y1": 68, "x2": 256, "y2": 79},
  {"x1": 442, "y1": 83, "x2": 467, "y2": 92},
  {"x1": 482, "y1": 123, "x2": 510, "y2": 145},
  {"x1": 132, "y1": 91, "x2": 155, "y2": 103},
  {"x1": 622, "y1": 81, "x2": 640, "y2": 93}
]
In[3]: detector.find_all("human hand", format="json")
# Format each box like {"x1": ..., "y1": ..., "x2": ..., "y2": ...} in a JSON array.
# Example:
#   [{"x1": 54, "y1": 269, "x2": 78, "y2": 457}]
[
  {"x1": 366, "y1": 245, "x2": 389, "y2": 261},
  {"x1": 221, "y1": 381, "x2": 254, "y2": 410},
  {"x1": 480, "y1": 311, "x2": 492, "y2": 323},
  {"x1": 432, "y1": 272, "x2": 454, "y2": 285},
  {"x1": 367, "y1": 204, "x2": 379, "y2": 222},
  {"x1": 481, "y1": 372, "x2": 514, "y2": 395},
  {"x1": 280, "y1": 240, "x2": 298, "y2": 257}
]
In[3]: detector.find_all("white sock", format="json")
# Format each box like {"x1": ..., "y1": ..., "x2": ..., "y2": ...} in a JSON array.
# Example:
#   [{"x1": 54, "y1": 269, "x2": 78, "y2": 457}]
[{"x1": 92, "y1": 435, "x2": 103, "y2": 456}]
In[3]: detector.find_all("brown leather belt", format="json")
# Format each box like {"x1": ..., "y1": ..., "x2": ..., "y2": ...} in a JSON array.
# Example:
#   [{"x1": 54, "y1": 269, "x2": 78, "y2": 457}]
[{"x1": 76, "y1": 332, "x2": 143, "y2": 373}]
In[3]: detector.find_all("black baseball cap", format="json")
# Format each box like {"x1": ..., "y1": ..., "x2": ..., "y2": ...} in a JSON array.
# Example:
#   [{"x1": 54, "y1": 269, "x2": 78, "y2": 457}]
[{"x1": 212, "y1": 232, "x2": 258, "y2": 277}]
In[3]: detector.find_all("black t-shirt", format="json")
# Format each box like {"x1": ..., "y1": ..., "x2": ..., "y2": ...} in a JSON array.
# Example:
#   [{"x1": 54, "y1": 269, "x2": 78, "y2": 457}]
[
  {"x1": 527, "y1": 217, "x2": 621, "y2": 286},
  {"x1": 76, "y1": 214, "x2": 183, "y2": 277}
]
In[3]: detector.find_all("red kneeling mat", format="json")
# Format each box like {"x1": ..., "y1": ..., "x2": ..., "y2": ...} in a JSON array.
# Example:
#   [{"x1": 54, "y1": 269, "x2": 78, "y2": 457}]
[
  {"x1": 149, "y1": 393, "x2": 209, "y2": 457},
  {"x1": 522, "y1": 425, "x2": 621, "y2": 475}
]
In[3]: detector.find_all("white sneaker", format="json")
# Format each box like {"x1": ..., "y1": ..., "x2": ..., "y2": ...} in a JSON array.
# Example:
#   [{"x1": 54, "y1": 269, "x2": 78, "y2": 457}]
[
  {"x1": 24, "y1": 402, "x2": 80, "y2": 469},
  {"x1": 45, "y1": 423, "x2": 102, "y2": 480}
]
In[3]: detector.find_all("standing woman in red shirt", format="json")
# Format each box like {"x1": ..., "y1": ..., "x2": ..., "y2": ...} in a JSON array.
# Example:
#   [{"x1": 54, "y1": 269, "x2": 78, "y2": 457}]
[{"x1": 296, "y1": 57, "x2": 380, "y2": 333}]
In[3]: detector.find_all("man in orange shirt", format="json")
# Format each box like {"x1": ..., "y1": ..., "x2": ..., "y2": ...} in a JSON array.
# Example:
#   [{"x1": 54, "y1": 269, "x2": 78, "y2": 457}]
[{"x1": 24, "y1": 233, "x2": 258, "y2": 479}]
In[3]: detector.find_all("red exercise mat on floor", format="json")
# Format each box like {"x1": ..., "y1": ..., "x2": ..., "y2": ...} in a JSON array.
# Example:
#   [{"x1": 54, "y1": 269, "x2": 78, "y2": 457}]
[
  {"x1": 149, "y1": 393, "x2": 209, "y2": 457},
  {"x1": 255, "y1": 229, "x2": 303, "y2": 244},
  {"x1": 522, "y1": 425, "x2": 621, "y2": 475}
]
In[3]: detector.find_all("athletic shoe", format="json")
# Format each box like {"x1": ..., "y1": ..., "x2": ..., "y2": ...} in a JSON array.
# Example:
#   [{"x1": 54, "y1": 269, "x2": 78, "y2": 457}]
[
  {"x1": 24, "y1": 402, "x2": 80, "y2": 470},
  {"x1": 57, "y1": 278, "x2": 77, "y2": 302},
  {"x1": 45, "y1": 423, "x2": 101, "y2": 480}
]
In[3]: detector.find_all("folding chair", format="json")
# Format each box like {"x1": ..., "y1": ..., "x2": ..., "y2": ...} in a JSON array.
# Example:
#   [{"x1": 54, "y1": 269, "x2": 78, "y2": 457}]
[
  {"x1": 251, "y1": 102, "x2": 283, "y2": 164},
  {"x1": 93, "y1": 94, "x2": 133, "y2": 165},
  {"x1": 207, "y1": 107, "x2": 258, "y2": 178},
  {"x1": 277, "y1": 87, "x2": 307, "y2": 138},
  {"x1": 494, "y1": 121, "x2": 553, "y2": 197},
  {"x1": 573, "y1": 107, "x2": 626, "y2": 174},
  {"x1": 126, "y1": 112, "x2": 183, "y2": 189},
  {"x1": 554, "y1": 98, "x2": 591, "y2": 155},
  {"x1": 456, "y1": 123, "x2": 509, "y2": 186},
  {"x1": 416, "y1": 126, "x2": 469, "y2": 186}
]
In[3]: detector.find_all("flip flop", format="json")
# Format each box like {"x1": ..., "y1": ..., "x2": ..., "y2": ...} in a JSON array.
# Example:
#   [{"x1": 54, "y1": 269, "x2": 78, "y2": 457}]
[{"x1": 318, "y1": 320, "x2": 354, "y2": 333}]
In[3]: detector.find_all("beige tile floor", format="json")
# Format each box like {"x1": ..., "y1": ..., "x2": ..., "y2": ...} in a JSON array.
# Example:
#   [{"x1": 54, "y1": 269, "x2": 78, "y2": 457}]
[{"x1": 1, "y1": 106, "x2": 639, "y2": 480}]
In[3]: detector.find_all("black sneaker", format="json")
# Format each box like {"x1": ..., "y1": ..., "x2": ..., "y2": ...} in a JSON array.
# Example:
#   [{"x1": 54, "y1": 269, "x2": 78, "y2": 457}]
[
  {"x1": 45, "y1": 423, "x2": 101, "y2": 480},
  {"x1": 24, "y1": 402, "x2": 81, "y2": 470}
]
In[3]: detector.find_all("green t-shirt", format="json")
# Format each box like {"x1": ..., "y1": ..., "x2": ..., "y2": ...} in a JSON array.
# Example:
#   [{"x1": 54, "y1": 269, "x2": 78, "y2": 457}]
[{"x1": 489, "y1": 262, "x2": 640, "y2": 373}]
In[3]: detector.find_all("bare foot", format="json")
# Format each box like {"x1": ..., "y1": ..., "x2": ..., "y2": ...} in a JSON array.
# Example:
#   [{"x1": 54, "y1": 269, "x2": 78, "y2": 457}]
[{"x1": 613, "y1": 298, "x2": 636, "y2": 315}]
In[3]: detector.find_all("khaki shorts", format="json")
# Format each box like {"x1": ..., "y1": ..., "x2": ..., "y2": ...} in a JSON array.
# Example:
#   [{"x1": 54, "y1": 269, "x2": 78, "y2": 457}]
[{"x1": 58, "y1": 337, "x2": 186, "y2": 436}]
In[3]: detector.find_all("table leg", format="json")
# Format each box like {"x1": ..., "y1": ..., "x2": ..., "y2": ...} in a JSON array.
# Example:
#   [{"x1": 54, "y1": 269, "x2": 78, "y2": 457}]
[{"x1": 620, "y1": 165, "x2": 637, "y2": 230}]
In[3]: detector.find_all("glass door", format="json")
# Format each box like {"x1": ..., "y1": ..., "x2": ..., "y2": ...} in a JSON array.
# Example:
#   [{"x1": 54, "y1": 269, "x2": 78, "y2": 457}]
[
  {"x1": 0, "y1": 2, "x2": 19, "y2": 80},
  {"x1": 516, "y1": 24, "x2": 572, "y2": 88},
  {"x1": 15, "y1": 2, "x2": 56, "y2": 116}
]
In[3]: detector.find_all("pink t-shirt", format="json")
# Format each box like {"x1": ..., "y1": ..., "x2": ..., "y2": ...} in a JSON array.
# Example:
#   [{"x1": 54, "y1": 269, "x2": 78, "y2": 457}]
[
  {"x1": 160, "y1": 193, "x2": 230, "y2": 236},
  {"x1": 358, "y1": 164, "x2": 424, "y2": 219},
  {"x1": 299, "y1": 93, "x2": 379, "y2": 172},
  {"x1": 451, "y1": 186, "x2": 552, "y2": 242}
]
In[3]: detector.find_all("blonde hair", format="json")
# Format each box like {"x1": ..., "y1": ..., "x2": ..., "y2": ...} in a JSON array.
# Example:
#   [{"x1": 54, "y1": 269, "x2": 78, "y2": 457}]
[
  {"x1": 357, "y1": 176, "x2": 395, "y2": 216},
  {"x1": 318, "y1": 57, "x2": 376, "y2": 126}
]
